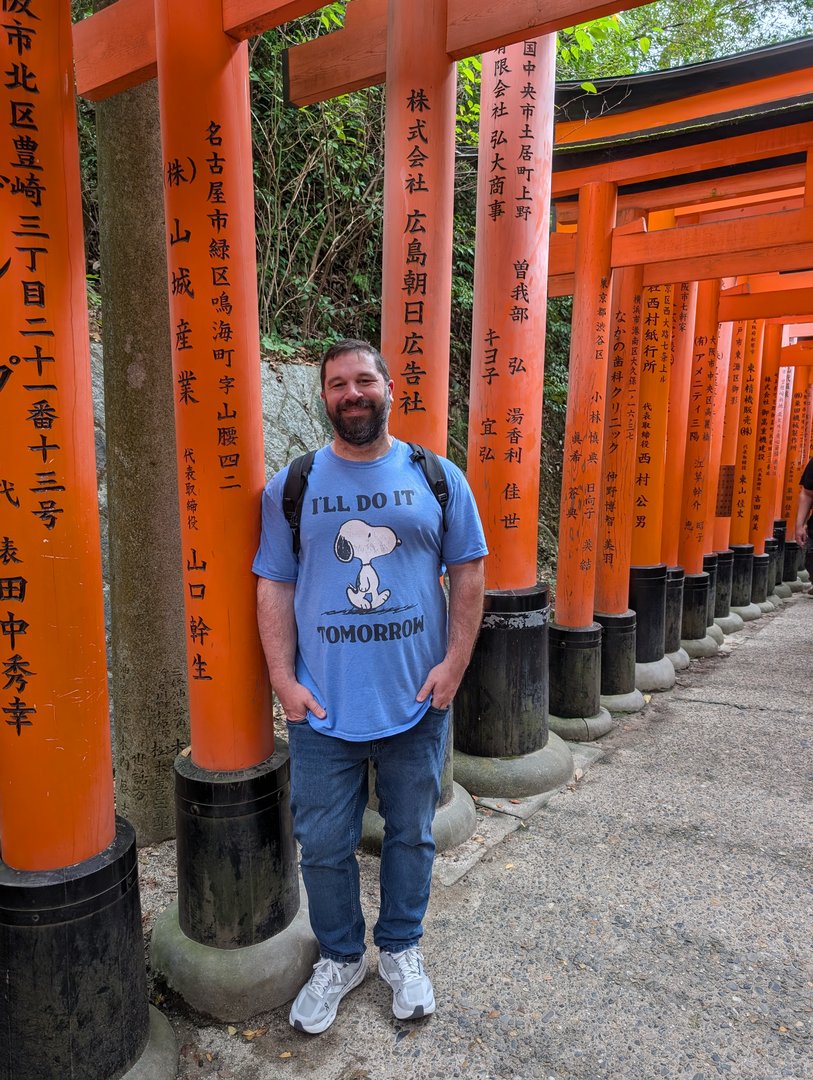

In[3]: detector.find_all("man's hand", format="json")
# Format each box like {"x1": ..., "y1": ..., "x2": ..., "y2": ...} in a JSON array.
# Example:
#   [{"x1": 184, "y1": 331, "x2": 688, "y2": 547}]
[
  {"x1": 274, "y1": 677, "x2": 326, "y2": 723},
  {"x1": 796, "y1": 522, "x2": 808, "y2": 548},
  {"x1": 416, "y1": 658, "x2": 466, "y2": 711},
  {"x1": 795, "y1": 488, "x2": 813, "y2": 549}
]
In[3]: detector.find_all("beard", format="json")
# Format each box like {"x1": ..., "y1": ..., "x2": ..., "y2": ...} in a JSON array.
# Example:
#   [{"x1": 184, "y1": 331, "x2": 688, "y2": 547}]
[{"x1": 327, "y1": 396, "x2": 389, "y2": 446}]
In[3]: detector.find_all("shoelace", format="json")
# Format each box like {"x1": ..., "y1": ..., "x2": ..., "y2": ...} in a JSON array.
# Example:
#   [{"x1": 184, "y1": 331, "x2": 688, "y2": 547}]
[
  {"x1": 391, "y1": 949, "x2": 425, "y2": 983},
  {"x1": 309, "y1": 957, "x2": 342, "y2": 995}
]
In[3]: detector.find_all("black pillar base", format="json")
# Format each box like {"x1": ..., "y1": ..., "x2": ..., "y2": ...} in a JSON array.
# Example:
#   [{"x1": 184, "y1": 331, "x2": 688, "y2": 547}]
[
  {"x1": 750, "y1": 553, "x2": 773, "y2": 610},
  {"x1": 0, "y1": 818, "x2": 176, "y2": 1080},
  {"x1": 547, "y1": 622, "x2": 613, "y2": 741},
  {"x1": 665, "y1": 567, "x2": 690, "y2": 670},
  {"x1": 764, "y1": 537, "x2": 781, "y2": 601},
  {"x1": 783, "y1": 540, "x2": 804, "y2": 590},
  {"x1": 712, "y1": 550, "x2": 743, "y2": 633},
  {"x1": 150, "y1": 750, "x2": 318, "y2": 1020},
  {"x1": 455, "y1": 586, "x2": 550, "y2": 757},
  {"x1": 730, "y1": 543, "x2": 761, "y2": 619},
  {"x1": 594, "y1": 610, "x2": 644, "y2": 712},
  {"x1": 773, "y1": 522, "x2": 792, "y2": 597},
  {"x1": 453, "y1": 586, "x2": 573, "y2": 795},
  {"x1": 628, "y1": 564, "x2": 667, "y2": 662},
  {"x1": 681, "y1": 572, "x2": 718, "y2": 657}
]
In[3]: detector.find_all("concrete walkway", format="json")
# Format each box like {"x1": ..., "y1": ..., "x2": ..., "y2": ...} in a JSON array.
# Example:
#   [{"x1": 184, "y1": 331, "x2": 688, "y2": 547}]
[{"x1": 162, "y1": 595, "x2": 813, "y2": 1080}]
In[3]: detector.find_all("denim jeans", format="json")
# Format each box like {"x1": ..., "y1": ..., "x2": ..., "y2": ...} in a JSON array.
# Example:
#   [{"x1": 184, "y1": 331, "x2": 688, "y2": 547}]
[{"x1": 286, "y1": 706, "x2": 449, "y2": 961}]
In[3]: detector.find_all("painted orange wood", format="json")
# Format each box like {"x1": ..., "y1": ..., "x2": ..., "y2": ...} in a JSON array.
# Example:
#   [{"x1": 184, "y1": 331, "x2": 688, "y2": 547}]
[
  {"x1": 677, "y1": 280, "x2": 723, "y2": 574},
  {"x1": 283, "y1": 0, "x2": 650, "y2": 106},
  {"x1": 552, "y1": 122, "x2": 813, "y2": 199},
  {"x1": 553, "y1": 164, "x2": 807, "y2": 225},
  {"x1": 72, "y1": 0, "x2": 156, "y2": 100},
  {"x1": 154, "y1": 0, "x2": 273, "y2": 771},
  {"x1": 466, "y1": 37, "x2": 555, "y2": 591},
  {"x1": 682, "y1": 196, "x2": 804, "y2": 225},
  {"x1": 643, "y1": 243, "x2": 813, "y2": 289},
  {"x1": 713, "y1": 321, "x2": 748, "y2": 551},
  {"x1": 548, "y1": 274, "x2": 576, "y2": 298},
  {"x1": 382, "y1": 0, "x2": 456, "y2": 454},
  {"x1": 593, "y1": 217, "x2": 645, "y2": 615},
  {"x1": 674, "y1": 188, "x2": 805, "y2": 220},
  {"x1": 718, "y1": 289, "x2": 813, "y2": 323},
  {"x1": 222, "y1": 0, "x2": 323, "y2": 40},
  {"x1": 661, "y1": 282, "x2": 699, "y2": 567},
  {"x1": 729, "y1": 321, "x2": 766, "y2": 545},
  {"x1": 703, "y1": 318, "x2": 734, "y2": 549},
  {"x1": 556, "y1": 181, "x2": 617, "y2": 627},
  {"x1": 749, "y1": 324, "x2": 783, "y2": 551},
  {"x1": 806, "y1": 147, "x2": 813, "y2": 207},
  {"x1": 781, "y1": 367, "x2": 813, "y2": 525},
  {"x1": 555, "y1": 71, "x2": 813, "y2": 148},
  {"x1": 771, "y1": 366, "x2": 794, "y2": 519},
  {"x1": 0, "y1": 0, "x2": 115, "y2": 871},
  {"x1": 741, "y1": 271, "x2": 813, "y2": 294}
]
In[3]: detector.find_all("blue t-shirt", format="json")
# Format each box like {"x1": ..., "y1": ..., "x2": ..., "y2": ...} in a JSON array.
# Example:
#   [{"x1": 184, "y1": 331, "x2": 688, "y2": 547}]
[{"x1": 253, "y1": 438, "x2": 488, "y2": 740}]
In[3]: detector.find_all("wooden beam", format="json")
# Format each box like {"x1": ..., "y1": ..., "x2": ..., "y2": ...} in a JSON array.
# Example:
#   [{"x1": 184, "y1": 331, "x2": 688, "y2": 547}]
[
  {"x1": 718, "y1": 288, "x2": 813, "y2": 322},
  {"x1": 745, "y1": 271, "x2": 813, "y2": 292},
  {"x1": 674, "y1": 188, "x2": 804, "y2": 220},
  {"x1": 284, "y1": 0, "x2": 650, "y2": 106},
  {"x1": 553, "y1": 163, "x2": 807, "y2": 224},
  {"x1": 682, "y1": 195, "x2": 804, "y2": 224},
  {"x1": 551, "y1": 122, "x2": 813, "y2": 198},
  {"x1": 73, "y1": 0, "x2": 325, "y2": 100},
  {"x1": 783, "y1": 343, "x2": 813, "y2": 364},
  {"x1": 555, "y1": 69, "x2": 813, "y2": 147}
]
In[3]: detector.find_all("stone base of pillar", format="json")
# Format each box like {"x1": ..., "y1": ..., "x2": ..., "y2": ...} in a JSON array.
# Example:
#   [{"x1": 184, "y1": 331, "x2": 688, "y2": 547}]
[
  {"x1": 151, "y1": 893, "x2": 316, "y2": 1021},
  {"x1": 636, "y1": 655, "x2": 678, "y2": 689},
  {"x1": 715, "y1": 612, "x2": 744, "y2": 634},
  {"x1": 601, "y1": 688, "x2": 646, "y2": 713},
  {"x1": 731, "y1": 602, "x2": 763, "y2": 620},
  {"x1": 150, "y1": 751, "x2": 317, "y2": 1021},
  {"x1": 789, "y1": 578, "x2": 806, "y2": 592},
  {"x1": 757, "y1": 599, "x2": 776, "y2": 614},
  {"x1": 707, "y1": 623, "x2": 725, "y2": 645},
  {"x1": 452, "y1": 735, "x2": 574, "y2": 799},
  {"x1": 361, "y1": 781, "x2": 477, "y2": 853},
  {"x1": 547, "y1": 706, "x2": 614, "y2": 742},
  {"x1": 666, "y1": 648, "x2": 691, "y2": 671},
  {"x1": 123, "y1": 1008, "x2": 177, "y2": 1080},
  {"x1": 0, "y1": 818, "x2": 176, "y2": 1080},
  {"x1": 774, "y1": 583, "x2": 793, "y2": 598},
  {"x1": 680, "y1": 634, "x2": 719, "y2": 658},
  {"x1": 800, "y1": 569, "x2": 810, "y2": 583}
]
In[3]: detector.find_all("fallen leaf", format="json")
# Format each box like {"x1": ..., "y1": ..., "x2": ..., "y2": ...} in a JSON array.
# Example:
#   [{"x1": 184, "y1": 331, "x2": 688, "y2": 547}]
[
  {"x1": 607, "y1": 834, "x2": 620, "y2": 844},
  {"x1": 227, "y1": 1026, "x2": 237, "y2": 1037},
  {"x1": 280, "y1": 1051, "x2": 292, "y2": 1059},
  {"x1": 242, "y1": 1030, "x2": 257, "y2": 1040},
  {"x1": 206, "y1": 1053, "x2": 213, "y2": 1063},
  {"x1": 488, "y1": 1009, "x2": 500, "y2": 1019},
  {"x1": 504, "y1": 863, "x2": 514, "y2": 870},
  {"x1": 643, "y1": 693, "x2": 652, "y2": 703},
  {"x1": 778, "y1": 1025, "x2": 789, "y2": 1033},
  {"x1": 574, "y1": 768, "x2": 584, "y2": 781},
  {"x1": 509, "y1": 799, "x2": 522, "y2": 804}
]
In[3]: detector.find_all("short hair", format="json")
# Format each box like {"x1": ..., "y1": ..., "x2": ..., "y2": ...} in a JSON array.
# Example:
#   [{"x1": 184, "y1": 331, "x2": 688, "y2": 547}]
[{"x1": 320, "y1": 339, "x2": 390, "y2": 389}]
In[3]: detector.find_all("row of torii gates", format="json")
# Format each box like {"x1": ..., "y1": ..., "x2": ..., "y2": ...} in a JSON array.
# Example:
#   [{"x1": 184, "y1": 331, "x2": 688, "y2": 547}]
[{"x1": 2, "y1": 0, "x2": 813, "y2": 1076}]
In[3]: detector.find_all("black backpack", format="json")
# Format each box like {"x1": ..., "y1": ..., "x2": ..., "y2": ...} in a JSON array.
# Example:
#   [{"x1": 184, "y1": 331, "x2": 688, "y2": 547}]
[{"x1": 282, "y1": 442, "x2": 449, "y2": 556}]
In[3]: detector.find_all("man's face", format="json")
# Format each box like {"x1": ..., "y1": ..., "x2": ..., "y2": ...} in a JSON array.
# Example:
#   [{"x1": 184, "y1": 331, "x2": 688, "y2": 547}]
[{"x1": 321, "y1": 350, "x2": 393, "y2": 446}]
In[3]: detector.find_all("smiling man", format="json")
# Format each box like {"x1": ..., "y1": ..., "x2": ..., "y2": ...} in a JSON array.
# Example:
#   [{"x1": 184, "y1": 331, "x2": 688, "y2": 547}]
[{"x1": 253, "y1": 339, "x2": 487, "y2": 1033}]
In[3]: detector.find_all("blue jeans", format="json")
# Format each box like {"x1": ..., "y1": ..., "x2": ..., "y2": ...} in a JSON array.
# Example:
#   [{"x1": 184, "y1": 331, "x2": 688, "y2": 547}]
[{"x1": 286, "y1": 706, "x2": 449, "y2": 961}]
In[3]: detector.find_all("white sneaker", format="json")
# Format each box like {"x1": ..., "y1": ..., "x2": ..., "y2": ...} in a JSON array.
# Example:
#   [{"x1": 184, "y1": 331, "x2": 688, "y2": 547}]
[
  {"x1": 378, "y1": 947, "x2": 436, "y2": 1020},
  {"x1": 289, "y1": 955, "x2": 367, "y2": 1034}
]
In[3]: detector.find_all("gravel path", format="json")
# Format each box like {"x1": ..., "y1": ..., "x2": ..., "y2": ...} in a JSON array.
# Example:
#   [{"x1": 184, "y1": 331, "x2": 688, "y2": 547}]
[{"x1": 143, "y1": 595, "x2": 813, "y2": 1080}]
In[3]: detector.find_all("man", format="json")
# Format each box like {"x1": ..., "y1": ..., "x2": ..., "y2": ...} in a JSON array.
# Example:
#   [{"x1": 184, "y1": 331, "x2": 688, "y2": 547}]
[
  {"x1": 253, "y1": 339, "x2": 487, "y2": 1034},
  {"x1": 794, "y1": 456, "x2": 813, "y2": 579}
]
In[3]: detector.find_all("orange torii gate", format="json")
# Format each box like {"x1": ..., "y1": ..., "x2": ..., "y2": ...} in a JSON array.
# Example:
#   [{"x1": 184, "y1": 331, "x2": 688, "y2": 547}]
[{"x1": 541, "y1": 38, "x2": 813, "y2": 724}]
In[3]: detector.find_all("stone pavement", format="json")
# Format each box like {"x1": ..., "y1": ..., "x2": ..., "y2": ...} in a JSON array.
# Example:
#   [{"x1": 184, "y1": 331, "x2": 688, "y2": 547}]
[{"x1": 160, "y1": 594, "x2": 813, "y2": 1080}]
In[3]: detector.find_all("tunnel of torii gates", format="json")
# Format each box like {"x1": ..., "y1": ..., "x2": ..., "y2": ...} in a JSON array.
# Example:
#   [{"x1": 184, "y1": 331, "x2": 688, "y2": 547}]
[{"x1": 2, "y1": 0, "x2": 813, "y2": 1073}]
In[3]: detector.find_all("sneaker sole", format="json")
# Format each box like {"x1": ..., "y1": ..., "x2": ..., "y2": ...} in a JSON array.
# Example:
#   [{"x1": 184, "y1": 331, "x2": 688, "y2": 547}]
[
  {"x1": 289, "y1": 956, "x2": 368, "y2": 1035},
  {"x1": 378, "y1": 961, "x2": 436, "y2": 1021}
]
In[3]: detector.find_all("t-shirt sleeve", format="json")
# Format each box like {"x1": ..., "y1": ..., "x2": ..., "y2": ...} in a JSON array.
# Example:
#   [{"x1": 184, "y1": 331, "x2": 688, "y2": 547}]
[
  {"x1": 252, "y1": 468, "x2": 299, "y2": 582},
  {"x1": 440, "y1": 459, "x2": 489, "y2": 566},
  {"x1": 800, "y1": 458, "x2": 813, "y2": 492}
]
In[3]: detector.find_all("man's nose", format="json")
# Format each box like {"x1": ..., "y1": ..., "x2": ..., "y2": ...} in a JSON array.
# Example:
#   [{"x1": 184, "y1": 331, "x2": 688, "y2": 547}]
[{"x1": 344, "y1": 383, "x2": 364, "y2": 400}]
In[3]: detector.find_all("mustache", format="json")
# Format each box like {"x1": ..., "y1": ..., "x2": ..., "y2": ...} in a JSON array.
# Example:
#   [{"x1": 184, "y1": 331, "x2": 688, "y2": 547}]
[{"x1": 338, "y1": 399, "x2": 375, "y2": 412}]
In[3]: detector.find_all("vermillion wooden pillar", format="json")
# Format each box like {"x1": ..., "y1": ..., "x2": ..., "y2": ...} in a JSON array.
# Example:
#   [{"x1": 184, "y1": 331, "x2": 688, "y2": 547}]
[
  {"x1": 0, "y1": 4, "x2": 170, "y2": 1077},
  {"x1": 713, "y1": 320, "x2": 747, "y2": 552},
  {"x1": 659, "y1": 279, "x2": 698, "y2": 670},
  {"x1": 677, "y1": 278, "x2": 721, "y2": 654},
  {"x1": 456, "y1": 38, "x2": 573, "y2": 797},
  {"x1": 770, "y1": 364, "x2": 794, "y2": 598},
  {"x1": 149, "y1": 0, "x2": 313, "y2": 1021},
  {"x1": 750, "y1": 324, "x2": 782, "y2": 553},
  {"x1": 382, "y1": 0, "x2": 456, "y2": 454},
  {"x1": 729, "y1": 319, "x2": 766, "y2": 619},
  {"x1": 781, "y1": 366, "x2": 813, "y2": 586},
  {"x1": 593, "y1": 213, "x2": 645, "y2": 713},
  {"x1": 628, "y1": 212, "x2": 676, "y2": 691},
  {"x1": 549, "y1": 181, "x2": 616, "y2": 741},
  {"x1": 704, "y1": 319, "x2": 742, "y2": 634}
]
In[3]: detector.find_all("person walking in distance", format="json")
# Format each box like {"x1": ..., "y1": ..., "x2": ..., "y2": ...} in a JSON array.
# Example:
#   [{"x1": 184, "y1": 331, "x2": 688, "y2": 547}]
[{"x1": 254, "y1": 339, "x2": 487, "y2": 1033}]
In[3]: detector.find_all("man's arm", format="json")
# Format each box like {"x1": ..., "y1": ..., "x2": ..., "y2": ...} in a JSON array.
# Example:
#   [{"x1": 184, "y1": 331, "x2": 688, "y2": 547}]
[
  {"x1": 256, "y1": 577, "x2": 326, "y2": 722},
  {"x1": 795, "y1": 488, "x2": 813, "y2": 548},
  {"x1": 416, "y1": 557, "x2": 485, "y2": 710}
]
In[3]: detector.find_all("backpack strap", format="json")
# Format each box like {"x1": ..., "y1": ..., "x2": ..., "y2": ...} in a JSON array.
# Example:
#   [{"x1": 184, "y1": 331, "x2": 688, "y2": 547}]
[
  {"x1": 282, "y1": 450, "x2": 316, "y2": 556},
  {"x1": 407, "y1": 442, "x2": 449, "y2": 533}
]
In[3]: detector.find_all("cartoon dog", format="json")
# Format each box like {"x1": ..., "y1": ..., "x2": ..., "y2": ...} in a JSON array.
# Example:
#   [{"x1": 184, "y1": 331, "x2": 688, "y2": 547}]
[{"x1": 334, "y1": 519, "x2": 401, "y2": 611}]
